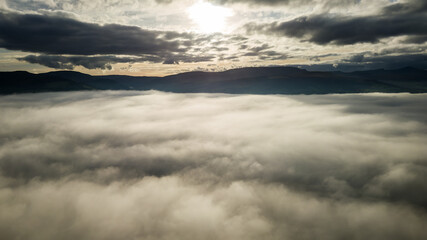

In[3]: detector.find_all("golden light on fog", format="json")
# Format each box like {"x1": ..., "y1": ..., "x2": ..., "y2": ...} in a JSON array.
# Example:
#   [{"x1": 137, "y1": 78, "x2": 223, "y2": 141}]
[{"x1": 187, "y1": 1, "x2": 233, "y2": 33}]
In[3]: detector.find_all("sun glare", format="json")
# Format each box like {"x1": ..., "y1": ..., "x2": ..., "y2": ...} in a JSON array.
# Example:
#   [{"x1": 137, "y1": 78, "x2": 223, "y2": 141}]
[{"x1": 187, "y1": 1, "x2": 233, "y2": 33}]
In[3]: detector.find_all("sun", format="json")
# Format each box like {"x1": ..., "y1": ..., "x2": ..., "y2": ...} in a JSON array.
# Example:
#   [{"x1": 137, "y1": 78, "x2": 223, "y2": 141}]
[{"x1": 187, "y1": 1, "x2": 233, "y2": 33}]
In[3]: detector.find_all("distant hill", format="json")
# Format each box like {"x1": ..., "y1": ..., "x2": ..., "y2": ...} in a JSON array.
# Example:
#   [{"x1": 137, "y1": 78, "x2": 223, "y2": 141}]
[
  {"x1": 0, "y1": 71, "x2": 94, "y2": 94},
  {"x1": 1, "y1": 67, "x2": 427, "y2": 95}
]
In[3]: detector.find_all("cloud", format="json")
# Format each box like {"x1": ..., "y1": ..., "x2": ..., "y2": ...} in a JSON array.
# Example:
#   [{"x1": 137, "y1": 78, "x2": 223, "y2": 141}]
[
  {"x1": 17, "y1": 54, "x2": 215, "y2": 69},
  {"x1": 0, "y1": 11, "x2": 242, "y2": 68},
  {"x1": 3, "y1": 0, "x2": 58, "y2": 10},
  {"x1": 212, "y1": 0, "x2": 299, "y2": 5},
  {"x1": 244, "y1": 0, "x2": 427, "y2": 45},
  {"x1": 1, "y1": 91, "x2": 427, "y2": 239},
  {"x1": 241, "y1": 43, "x2": 288, "y2": 60},
  {"x1": 17, "y1": 55, "x2": 138, "y2": 70},
  {"x1": 340, "y1": 53, "x2": 427, "y2": 69},
  {"x1": 0, "y1": 11, "x2": 191, "y2": 56},
  {"x1": 0, "y1": 10, "x2": 230, "y2": 69},
  {"x1": 210, "y1": 0, "x2": 363, "y2": 7},
  {"x1": 3, "y1": 0, "x2": 364, "y2": 10},
  {"x1": 2, "y1": 176, "x2": 427, "y2": 240},
  {"x1": 296, "y1": 53, "x2": 427, "y2": 72},
  {"x1": 382, "y1": 0, "x2": 427, "y2": 14},
  {"x1": 3, "y1": 0, "x2": 174, "y2": 11}
]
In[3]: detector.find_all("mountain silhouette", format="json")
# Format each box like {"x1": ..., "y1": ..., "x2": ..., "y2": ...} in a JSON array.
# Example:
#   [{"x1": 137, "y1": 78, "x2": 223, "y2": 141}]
[{"x1": 1, "y1": 67, "x2": 426, "y2": 95}]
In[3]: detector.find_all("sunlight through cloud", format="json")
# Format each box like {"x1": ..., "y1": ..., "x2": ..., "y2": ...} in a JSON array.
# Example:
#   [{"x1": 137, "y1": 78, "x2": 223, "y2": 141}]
[{"x1": 187, "y1": 1, "x2": 233, "y2": 33}]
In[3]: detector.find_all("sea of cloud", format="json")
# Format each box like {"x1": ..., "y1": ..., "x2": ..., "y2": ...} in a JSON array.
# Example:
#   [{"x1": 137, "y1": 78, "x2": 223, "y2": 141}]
[{"x1": 0, "y1": 91, "x2": 426, "y2": 240}]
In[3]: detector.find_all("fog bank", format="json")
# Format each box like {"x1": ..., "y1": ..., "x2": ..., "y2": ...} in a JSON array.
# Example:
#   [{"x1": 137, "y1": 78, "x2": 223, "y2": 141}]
[{"x1": 1, "y1": 91, "x2": 427, "y2": 240}]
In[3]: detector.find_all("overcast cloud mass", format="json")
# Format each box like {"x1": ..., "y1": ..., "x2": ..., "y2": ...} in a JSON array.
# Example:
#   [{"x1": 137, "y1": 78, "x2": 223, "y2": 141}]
[
  {"x1": 1, "y1": 91, "x2": 427, "y2": 239},
  {"x1": 0, "y1": 0, "x2": 426, "y2": 75}
]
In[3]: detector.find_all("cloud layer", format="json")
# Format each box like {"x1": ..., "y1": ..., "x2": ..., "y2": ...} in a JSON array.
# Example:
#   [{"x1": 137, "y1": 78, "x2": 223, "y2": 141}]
[
  {"x1": 244, "y1": 0, "x2": 427, "y2": 45},
  {"x1": 18, "y1": 53, "x2": 216, "y2": 69},
  {"x1": 1, "y1": 91, "x2": 427, "y2": 239},
  {"x1": 0, "y1": 10, "x2": 220, "y2": 67},
  {"x1": 1, "y1": 0, "x2": 427, "y2": 73},
  {"x1": 0, "y1": 11, "x2": 185, "y2": 55}
]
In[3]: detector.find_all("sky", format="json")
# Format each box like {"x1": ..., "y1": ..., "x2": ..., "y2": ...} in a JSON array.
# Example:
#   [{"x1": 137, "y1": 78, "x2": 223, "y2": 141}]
[
  {"x1": 1, "y1": 91, "x2": 427, "y2": 239},
  {"x1": 0, "y1": 0, "x2": 426, "y2": 76}
]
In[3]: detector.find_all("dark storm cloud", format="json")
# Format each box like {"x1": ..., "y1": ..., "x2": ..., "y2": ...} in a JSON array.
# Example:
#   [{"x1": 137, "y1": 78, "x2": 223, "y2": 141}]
[
  {"x1": 244, "y1": 0, "x2": 427, "y2": 45},
  {"x1": 1, "y1": 91, "x2": 427, "y2": 239},
  {"x1": 0, "y1": 11, "x2": 192, "y2": 56}
]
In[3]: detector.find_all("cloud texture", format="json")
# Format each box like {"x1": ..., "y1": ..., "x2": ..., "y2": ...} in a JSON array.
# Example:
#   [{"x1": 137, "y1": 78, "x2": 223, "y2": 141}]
[
  {"x1": 0, "y1": 10, "x2": 217, "y2": 67},
  {"x1": 0, "y1": 11, "x2": 184, "y2": 55},
  {"x1": 244, "y1": 0, "x2": 427, "y2": 45},
  {"x1": 1, "y1": 91, "x2": 427, "y2": 239},
  {"x1": 2, "y1": 0, "x2": 427, "y2": 73}
]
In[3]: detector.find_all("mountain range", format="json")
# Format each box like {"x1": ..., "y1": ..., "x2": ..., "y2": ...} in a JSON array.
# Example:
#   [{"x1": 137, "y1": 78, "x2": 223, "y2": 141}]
[{"x1": 1, "y1": 66, "x2": 427, "y2": 95}]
